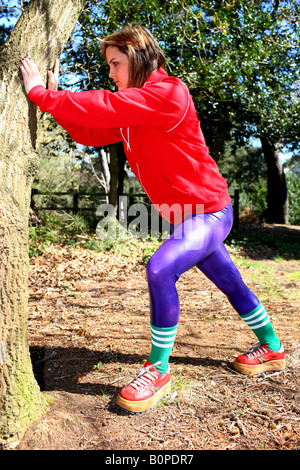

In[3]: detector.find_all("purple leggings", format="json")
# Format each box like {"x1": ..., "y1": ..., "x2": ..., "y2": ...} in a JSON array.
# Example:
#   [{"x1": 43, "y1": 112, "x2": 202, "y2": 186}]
[{"x1": 147, "y1": 204, "x2": 260, "y2": 328}]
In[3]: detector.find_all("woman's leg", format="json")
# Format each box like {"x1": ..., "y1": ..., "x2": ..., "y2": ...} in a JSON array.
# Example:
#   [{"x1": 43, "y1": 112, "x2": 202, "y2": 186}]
[
  {"x1": 197, "y1": 243, "x2": 260, "y2": 315},
  {"x1": 197, "y1": 243, "x2": 281, "y2": 351},
  {"x1": 146, "y1": 205, "x2": 233, "y2": 372},
  {"x1": 116, "y1": 205, "x2": 234, "y2": 413},
  {"x1": 117, "y1": 204, "x2": 284, "y2": 412},
  {"x1": 147, "y1": 204, "x2": 282, "y2": 374}
]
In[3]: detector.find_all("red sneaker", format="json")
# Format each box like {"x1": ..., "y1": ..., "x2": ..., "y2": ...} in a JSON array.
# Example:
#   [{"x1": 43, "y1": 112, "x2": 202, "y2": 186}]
[
  {"x1": 233, "y1": 343, "x2": 285, "y2": 375},
  {"x1": 116, "y1": 361, "x2": 171, "y2": 413}
]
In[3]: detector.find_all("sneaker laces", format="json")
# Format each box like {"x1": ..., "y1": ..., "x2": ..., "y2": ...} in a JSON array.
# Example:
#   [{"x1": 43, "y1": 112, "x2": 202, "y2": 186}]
[
  {"x1": 129, "y1": 361, "x2": 162, "y2": 391},
  {"x1": 246, "y1": 342, "x2": 268, "y2": 359}
]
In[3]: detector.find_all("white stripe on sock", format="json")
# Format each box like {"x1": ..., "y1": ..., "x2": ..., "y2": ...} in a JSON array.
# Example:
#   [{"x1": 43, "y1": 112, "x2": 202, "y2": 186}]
[
  {"x1": 151, "y1": 332, "x2": 176, "y2": 343},
  {"x1": 246, "y1": 310, "x2": 268, "y2": 326},
  {"x1": 243, "y1": 304, "x2": 265, "y2": 322},
  {"x1": 150, "y1": 326, "x2": 177, "y2": 336},
  {"x1": 151, "y1": 339, "x2": 175, "y2": 349},
  {"x1": 249, "y1": 317, "x2": 270, "y2": 330}
]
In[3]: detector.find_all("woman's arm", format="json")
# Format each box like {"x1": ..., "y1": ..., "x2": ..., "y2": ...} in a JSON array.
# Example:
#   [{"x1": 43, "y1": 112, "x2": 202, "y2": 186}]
[
  {"x1": 21, "y1": 59, "x2": 188, "y2": 130},
  {"x1": 20, "y1": 58, "x2": 121, "y2": 147},
  {"x1": 55, "y1": 117, "x2": 122, "y2": 147}
]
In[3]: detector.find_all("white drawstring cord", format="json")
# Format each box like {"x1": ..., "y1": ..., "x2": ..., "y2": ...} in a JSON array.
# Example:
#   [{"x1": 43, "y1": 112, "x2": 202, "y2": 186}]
[{"x1": 120, "y1": 127, "x2": 131, "y2": 151}]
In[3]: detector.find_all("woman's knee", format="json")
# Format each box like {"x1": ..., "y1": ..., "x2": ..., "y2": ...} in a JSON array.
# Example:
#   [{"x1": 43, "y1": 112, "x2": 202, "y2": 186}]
[
  {"x1": 146, "y1": 255, "x2": 163, "y2": 284},
  {"x1": 146, "y1": 253, "x2": 176, "y2": 285}
]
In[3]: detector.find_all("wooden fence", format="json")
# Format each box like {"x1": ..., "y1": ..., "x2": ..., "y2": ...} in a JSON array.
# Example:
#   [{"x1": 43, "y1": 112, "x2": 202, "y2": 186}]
[{"x1": 31, "y1": 188, "x2": 240, "y2": 229}]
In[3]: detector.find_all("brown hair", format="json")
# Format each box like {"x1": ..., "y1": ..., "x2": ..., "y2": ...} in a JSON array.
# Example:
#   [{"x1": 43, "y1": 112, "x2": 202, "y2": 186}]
[{"x1": 101, "y1": 24, "x2": 166, "y2": 88}]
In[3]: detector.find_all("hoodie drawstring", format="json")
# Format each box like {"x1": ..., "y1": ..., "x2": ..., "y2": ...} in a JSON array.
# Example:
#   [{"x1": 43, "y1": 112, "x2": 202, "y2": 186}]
[{"x1": 120, "y1": 127, "x2": 131, "y2": 151}]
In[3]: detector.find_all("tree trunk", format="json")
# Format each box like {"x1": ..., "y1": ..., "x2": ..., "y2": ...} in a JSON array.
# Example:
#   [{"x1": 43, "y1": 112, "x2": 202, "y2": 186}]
[
  {"x1": 0, "y1": 0, "x2": 87, "y2": 449},
  {"x1": 260, "y1": 136, "x2": 289, "y2": 224},
  {"x1": 108, "y1": 144, "x2": 118, "y2": 209},
  {"x1": 207, "y1": 121, "x2": 232, "y2": 163},
  {"x1": 99, "y1": 147, "x2": 111, "y2": 201},
  {"x1": 117, "y1": 142, "x2": 127, "y2": 197},
  {"x1": 108, "y1": 143, "x2": 127, "y2": 217}
]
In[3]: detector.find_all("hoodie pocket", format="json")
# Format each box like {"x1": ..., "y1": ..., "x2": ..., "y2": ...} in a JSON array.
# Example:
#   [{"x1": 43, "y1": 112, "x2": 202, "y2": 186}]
[{"x1": 163, "y1": 175, "x2": 191, "y2": 196}]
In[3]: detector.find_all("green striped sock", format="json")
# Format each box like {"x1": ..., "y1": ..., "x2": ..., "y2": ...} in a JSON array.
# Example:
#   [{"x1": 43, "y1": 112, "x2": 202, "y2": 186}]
[
  {"x1": 148, "y1": 323, "x2": 178, "y2": 374},
  {"x1": 241, "y1": 303, "x2": 280, "y2": 351}
]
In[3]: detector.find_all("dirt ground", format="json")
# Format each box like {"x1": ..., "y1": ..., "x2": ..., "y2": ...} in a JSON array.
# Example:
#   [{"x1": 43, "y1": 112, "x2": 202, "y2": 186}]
[{"x1": 17, "y1": 226, "x2": 300, "y2": 451}]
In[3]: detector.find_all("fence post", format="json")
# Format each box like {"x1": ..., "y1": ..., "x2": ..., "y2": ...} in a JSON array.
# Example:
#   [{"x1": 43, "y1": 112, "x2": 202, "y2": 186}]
[
  {"x1": 233, "y1": 189, "x2": 239, "y2": 229},
  {"x1": 73, "y1": 192, "x2": 79, "y2": 214}
]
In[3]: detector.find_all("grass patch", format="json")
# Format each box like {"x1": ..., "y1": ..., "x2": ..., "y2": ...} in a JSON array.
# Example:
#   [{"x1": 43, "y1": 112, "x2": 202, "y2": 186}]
[
  {"x1": 288, "y1": 271, "x2": 300, "y2": 282},
  {"x1": 226, "y1": 226, "x2": 300, "y2": 260},
  {"x1": 29, "y1": 212, "x2": 299, "y2": 265}
]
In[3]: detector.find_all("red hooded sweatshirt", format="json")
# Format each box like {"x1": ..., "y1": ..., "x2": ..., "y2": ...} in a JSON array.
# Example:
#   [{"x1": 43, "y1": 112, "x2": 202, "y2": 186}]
[{"x1": 28, "y1": 68, "x2": 231, "y2": 223}]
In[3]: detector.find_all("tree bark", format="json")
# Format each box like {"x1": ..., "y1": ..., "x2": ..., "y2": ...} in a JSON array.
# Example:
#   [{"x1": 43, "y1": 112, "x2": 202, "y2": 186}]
[
  {"x1": 0, "y1": 0, "x2": 87, "y2": 449},
  {"x1": 260, "y1": 136, "x2": 289, "y2": 224}
]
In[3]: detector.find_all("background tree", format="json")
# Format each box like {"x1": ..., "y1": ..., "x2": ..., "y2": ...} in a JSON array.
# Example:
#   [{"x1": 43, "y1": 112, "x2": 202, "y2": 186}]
[
  {"x1": 0, "y1": 0, "x2": 87, "y2": 449},
  {"x1": 284, "y1": 153, "x2": 300, "y2": 225},
  {"x1": 218, "y1": 142, "x2": 268, "y2": 220},
  {"x1": 166, "y1": 0, "x2": 300, "y2": 223}
]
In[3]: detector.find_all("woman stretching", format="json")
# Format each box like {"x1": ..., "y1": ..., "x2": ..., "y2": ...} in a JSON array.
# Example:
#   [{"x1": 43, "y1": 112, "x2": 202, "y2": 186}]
[{"x1": 21, "y1": 24, "x2": 285, "y2": 413}]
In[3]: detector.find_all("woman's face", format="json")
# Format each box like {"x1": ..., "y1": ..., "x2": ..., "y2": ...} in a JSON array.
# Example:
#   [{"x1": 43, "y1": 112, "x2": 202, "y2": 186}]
[{"x1": 106, "y1": 46, "x2": 129, "y2": 91}]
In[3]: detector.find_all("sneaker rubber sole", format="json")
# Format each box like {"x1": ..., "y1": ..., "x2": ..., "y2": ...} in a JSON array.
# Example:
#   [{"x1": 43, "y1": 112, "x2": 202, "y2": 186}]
[
  {"x1": 233, "y1": 358, "x2": 286, "y2": 375},
  {"x1": 116, "y1": 380, "x2": 171, "y2": 413}
]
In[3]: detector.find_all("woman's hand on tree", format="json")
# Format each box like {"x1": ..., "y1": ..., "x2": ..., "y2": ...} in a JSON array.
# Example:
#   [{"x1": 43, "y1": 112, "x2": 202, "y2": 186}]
[
  {"x1": 47, "y1": 58, "x2": 59, "y2": 91},
  {"x1": 20, "y1": 57, "x2": 45, "y2": 94},
  {"x1": 20, "y1": 57, "x2": 60, "y2": 94}
]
